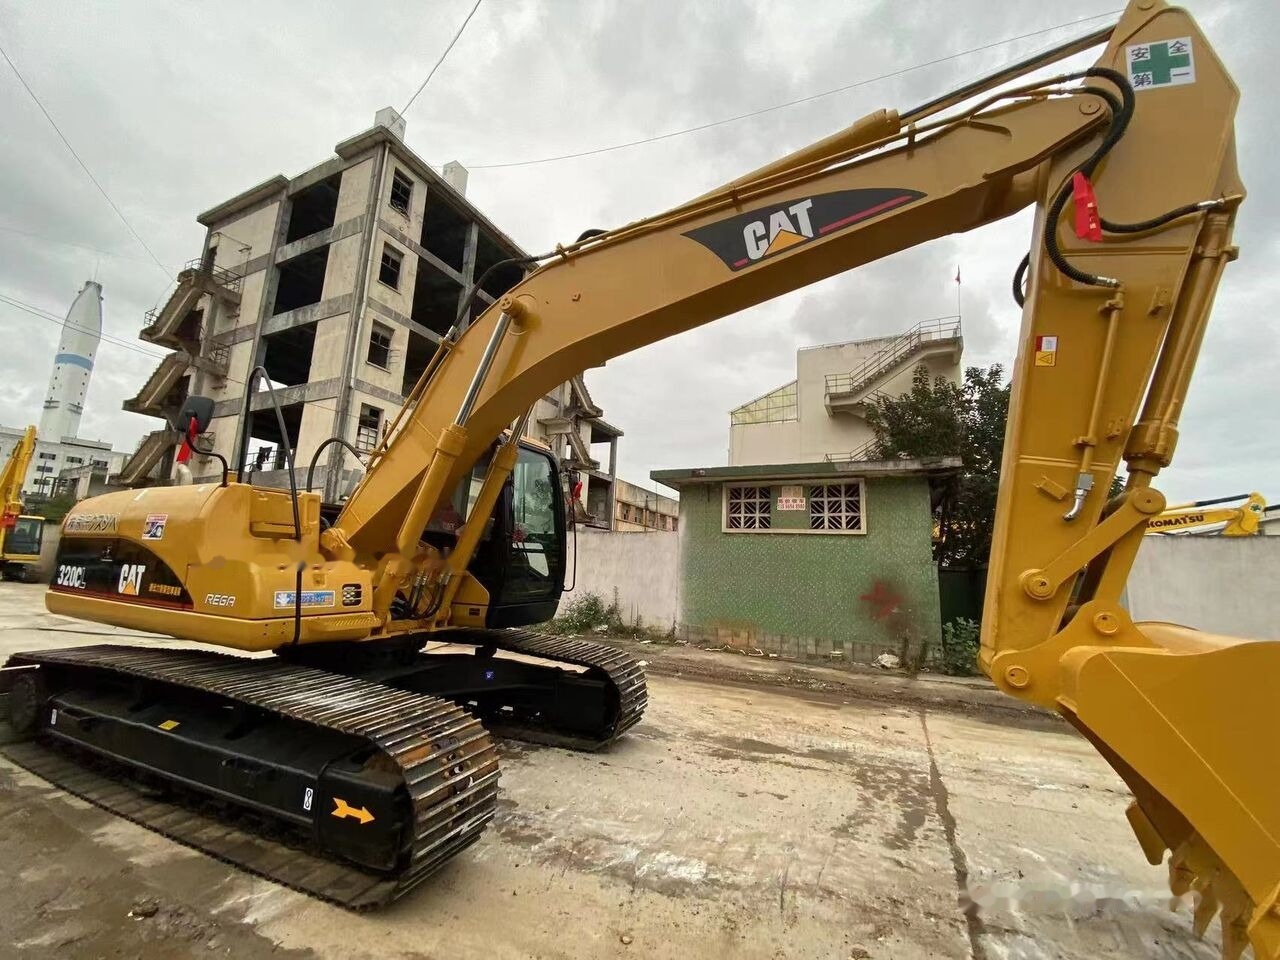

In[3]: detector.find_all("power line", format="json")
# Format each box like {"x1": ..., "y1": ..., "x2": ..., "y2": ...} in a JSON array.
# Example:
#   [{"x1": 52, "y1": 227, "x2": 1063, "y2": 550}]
[
  {"x1": 468, "y1": 9, "x2": 1121, "y2": 170},
  {"x1": 0, "y1": 222, "x2": 177, "y2": 269},
  {"x1": 0, "y1": 291, "x2": 364, "y2": 428},
  {"x1": 401, "y1": 0, "x2": 485, "y2": 116},
  {"x1": 0, "y1": 39, "x2": 171, "y2": 281},
  {"x1": 0, "y1": 292, "x2": 168, "y2": 361}
]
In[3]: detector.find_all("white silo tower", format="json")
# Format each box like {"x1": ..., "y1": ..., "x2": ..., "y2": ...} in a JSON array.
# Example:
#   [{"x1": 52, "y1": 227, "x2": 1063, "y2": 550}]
[{"x1": 39, "y1": 280, "x2": 102, "y2": 442}]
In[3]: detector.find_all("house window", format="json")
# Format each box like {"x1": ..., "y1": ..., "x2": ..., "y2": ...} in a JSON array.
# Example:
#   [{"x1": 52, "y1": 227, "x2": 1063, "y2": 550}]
[
  {"x1": 389, "y1": 169, "x2": 413, "y2": 215},
  {"x1": 726, "y1": 485, "x2": 771, "y2": 530},
  {"x1": 35, "y1": 465, "x2": 52, "y2": 474},
  {"x1": 809, "y1": 482, "x2": 863, "y2": 531},
  {"x1": 355, "y1": 404, "x2": 383, "y2": 452},
  {"x1": 367, "y1": 321, "x2": 393, "y2": 369},
  {"x1": 65, "y1": 456, "x2": 83, "y2": 465},
  {"x1": 38, "y1": 452, "x2": 56, "y2": 460},
  {"x1": 378, "y1": 244, "x2": 403, "y2": 289},
  {"x1": 92, "y1": 459, "x2": 107, "y2": 468}
]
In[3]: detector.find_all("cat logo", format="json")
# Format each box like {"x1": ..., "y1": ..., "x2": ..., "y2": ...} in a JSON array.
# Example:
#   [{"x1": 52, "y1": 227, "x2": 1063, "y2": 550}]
[
  {"x1": 118, "y1": 563, "x2": 146, "y2": 596},
  {"x1": 683, "y1": 187, "x2": 926, "y2": 271}
]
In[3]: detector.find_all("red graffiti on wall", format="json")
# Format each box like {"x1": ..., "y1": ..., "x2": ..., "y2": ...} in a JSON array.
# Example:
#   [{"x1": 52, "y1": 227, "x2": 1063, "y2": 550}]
[{"x1": 859, "y1": 581, "x2": 903, "y2": 621}]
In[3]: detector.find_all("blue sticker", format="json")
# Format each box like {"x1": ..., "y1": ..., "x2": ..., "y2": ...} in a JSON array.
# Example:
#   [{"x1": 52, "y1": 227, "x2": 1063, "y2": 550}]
[{"x1": 274, "y1": 590, "x2": 336, "y2": 609}]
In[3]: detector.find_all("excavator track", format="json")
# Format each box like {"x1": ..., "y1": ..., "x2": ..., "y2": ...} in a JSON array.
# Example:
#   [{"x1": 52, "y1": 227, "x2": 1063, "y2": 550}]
[
  {"x1": 444, "y1": 628, "x2": 648, "y2": 749},
  {"x1": 0, "y1": 645, "x2": 500, "y2": 910},
  {"x1": 285, "y1": 628, "x2": 649, "y2": 752}
]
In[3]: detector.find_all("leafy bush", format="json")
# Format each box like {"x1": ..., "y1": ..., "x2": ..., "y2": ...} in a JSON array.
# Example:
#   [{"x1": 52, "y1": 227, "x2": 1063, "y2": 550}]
[
  {"x1": 550, "y1": 590, "x2": 623, "y2": 634},
  {"x1": 940, "y1": 617, "x2": 981, "y2": 676}
]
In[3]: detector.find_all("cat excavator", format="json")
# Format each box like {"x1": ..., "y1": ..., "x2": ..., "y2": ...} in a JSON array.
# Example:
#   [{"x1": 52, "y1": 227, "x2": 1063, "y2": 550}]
[{"x1": 2, "y1": 1, "x2": 1274, "y2": 953}]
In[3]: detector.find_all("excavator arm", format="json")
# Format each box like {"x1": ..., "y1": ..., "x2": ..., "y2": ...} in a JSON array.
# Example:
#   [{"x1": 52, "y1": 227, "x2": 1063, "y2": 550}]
[
  {"x1": 319, "y1": 3, "x2": 1271, "y2": 951},
  {"x1": 0, "y1": 425, "x2": 36, "y2": 528},
  {"x1": 1147, "y1": 491, "x2": 1268, "y2": 535},
  {"x1": 35, "y1": 0, "x2": 1275, "y2": 949}
]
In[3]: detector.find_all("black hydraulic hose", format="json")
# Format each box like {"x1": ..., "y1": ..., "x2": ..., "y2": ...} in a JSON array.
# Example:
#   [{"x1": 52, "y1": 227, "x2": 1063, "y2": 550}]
[
  {"x1": 1034, "y1": 68, "x2": 1228, "y2": 295},
  {"x1": 1012, "y1": 251, "x2": 1030, "y2": 308},
  {"x1": 186, "y1": 430, "x2": 230, "y2": 486},
  {"x1": 454, "y1": 249, "x2": 558, "y2": 329},
  {"x1": 1039, "y1": 75, "x2": 1132, "y2": 290},
  {"x1": 291, "y1": 560, "x2": 304, "y2": 645},
  {"x1": 305, "y1": 437, "x2": 366, "y2": 494}
]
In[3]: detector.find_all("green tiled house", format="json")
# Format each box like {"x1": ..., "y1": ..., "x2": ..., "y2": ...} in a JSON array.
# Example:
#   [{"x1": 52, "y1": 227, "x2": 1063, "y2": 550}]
[{"x1": 652, "y1": 458, "x2": 959, "y2": 662}]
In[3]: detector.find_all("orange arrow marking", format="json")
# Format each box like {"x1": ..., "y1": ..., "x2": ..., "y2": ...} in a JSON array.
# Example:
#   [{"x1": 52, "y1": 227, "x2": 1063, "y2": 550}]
[{"x1": 331, "y1": 797, "x2": 375, "y2": 825}]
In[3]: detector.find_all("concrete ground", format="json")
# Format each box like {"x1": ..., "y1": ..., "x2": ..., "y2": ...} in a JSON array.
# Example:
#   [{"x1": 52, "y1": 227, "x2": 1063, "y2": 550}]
[{"x1": 0, "y1": 582, "x2": 1217, "y2": 960}]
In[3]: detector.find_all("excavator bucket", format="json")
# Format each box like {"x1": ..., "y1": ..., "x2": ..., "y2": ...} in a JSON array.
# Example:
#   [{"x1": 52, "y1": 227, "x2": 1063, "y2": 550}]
[{"x1": 1051, "y1": 619, "x2": 1280, "y2": 958}]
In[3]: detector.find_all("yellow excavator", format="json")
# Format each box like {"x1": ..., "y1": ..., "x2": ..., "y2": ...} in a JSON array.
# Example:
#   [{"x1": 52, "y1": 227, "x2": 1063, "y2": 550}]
[
  {"x1": 0, "y1": 425, "x2": 45, "y2": 581},
  {"x1": 1147, "y1": 491, "x2": 1270, "y2": 536},
  {"x1": 1, "y1": 1, "x2": 1273, "y2": 952}
]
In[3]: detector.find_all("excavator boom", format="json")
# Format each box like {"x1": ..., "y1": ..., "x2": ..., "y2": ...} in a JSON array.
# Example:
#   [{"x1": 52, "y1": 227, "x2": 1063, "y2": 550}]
[{"x1": 8, "y1": 2, "x2": 1273, "y2": 950}]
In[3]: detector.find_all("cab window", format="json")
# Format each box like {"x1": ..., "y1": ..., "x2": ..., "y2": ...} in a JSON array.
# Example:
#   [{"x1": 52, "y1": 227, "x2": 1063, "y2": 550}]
[{"x1": 505, "y1": 447, "x2": 563, "y2": 601}]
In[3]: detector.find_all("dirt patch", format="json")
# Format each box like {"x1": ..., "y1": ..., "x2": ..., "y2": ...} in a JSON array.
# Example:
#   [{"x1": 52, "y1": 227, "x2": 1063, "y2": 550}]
[{"x1": 611, "y1": 639, "x2": 1066, "y2": 732}]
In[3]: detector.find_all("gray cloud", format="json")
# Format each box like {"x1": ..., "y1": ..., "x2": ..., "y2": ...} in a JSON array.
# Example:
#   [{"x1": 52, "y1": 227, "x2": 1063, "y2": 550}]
[{"x1": 0, "y1": 0, "x2": 1274, "y2": 503}]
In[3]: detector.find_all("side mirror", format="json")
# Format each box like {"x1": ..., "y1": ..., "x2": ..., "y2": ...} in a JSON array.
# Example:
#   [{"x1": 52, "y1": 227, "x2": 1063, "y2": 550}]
[{"x1": 176, "y1": 396, "x2": 215, "y2": 433}]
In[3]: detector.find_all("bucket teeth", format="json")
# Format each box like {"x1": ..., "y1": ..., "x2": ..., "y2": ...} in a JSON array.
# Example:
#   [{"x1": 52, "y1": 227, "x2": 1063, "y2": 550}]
[
  {"x1": 1192, "y1": 884, "x2": 1219, "y2": 938},
  {"x1": 1162, "y1": 832, "x2": 1269, "y2": 959}
]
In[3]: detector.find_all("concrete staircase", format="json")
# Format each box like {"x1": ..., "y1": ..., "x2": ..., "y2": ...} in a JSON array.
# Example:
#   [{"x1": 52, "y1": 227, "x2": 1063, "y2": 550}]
[
  {"x1": 123, "y1": 353, "x2": 190, "y2": 417},
  {"x1": 825, "y1": 316, "x2": 961, "y2": 415},
  {"x1": 117, "y1": 428, "x2": 174, "y2": 486},
  {"x1": 141, "y1": 258, "x2": 242, "y2": 350}
]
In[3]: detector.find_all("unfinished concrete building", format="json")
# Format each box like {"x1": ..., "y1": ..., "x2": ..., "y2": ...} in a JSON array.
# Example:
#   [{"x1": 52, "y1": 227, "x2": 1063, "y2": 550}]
[{"x1": 119, "y1": 109, "x2": 618, "y2": 511}]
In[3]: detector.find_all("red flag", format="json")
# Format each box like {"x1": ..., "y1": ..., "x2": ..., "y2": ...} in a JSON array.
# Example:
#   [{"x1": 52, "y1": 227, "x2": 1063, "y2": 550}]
[{"x1": 175, "y1": 416, "x2": 198, "y2": 465}]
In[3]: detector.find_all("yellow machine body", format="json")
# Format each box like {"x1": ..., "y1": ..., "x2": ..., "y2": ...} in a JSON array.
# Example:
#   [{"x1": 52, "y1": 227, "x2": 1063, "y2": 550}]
[{"x1": 45, "y1": 2, "x2": 1279, "y2": 952}]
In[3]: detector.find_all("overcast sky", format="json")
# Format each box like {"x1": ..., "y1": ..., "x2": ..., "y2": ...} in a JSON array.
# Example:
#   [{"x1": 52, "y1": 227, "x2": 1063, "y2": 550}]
[{"x1": 0, "y1": 0, "x2": 1275, "y2": 503}]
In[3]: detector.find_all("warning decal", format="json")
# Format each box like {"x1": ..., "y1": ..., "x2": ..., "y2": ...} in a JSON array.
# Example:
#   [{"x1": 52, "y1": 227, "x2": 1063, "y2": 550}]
[{"x1": 1034, "y1": 335, "x2": 1058, "y2": 367}]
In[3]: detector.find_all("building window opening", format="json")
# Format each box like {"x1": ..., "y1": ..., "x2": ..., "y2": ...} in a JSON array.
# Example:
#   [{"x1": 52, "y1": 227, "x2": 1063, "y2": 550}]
[
  {"x1": 411, "y1": 258, "x2": 463, "y2": 336},
  {"x1": 809, "y1": 482, "x2": 863, "y2": 531},
  {"x1": 400, "y1": 330, "x2": 435, "y2": 397},
  {"x1": 367, "y1": 322, "x2": 394, "y2": 369},
  {"x1": 474, "y1": 232, "x2": 525, "y2": 300},
  {"x1": 726, "y1": 485, "x2": 771, "y2": 530},
  {"x1": 389, "y1": 169, "x2": 413, "y2": 216},
  {"x1": 286, "y1": 173, "x2": 341, "y2": 244},
  {"x1": 273, "y1": 246, "x2": 329, "y2": 315},
  {"x1": 261, "y1": 325, "x2": 316, "y2": 387},
  {"x1": 379, "y1": 244, "x2": 403, "y2": 290},
  {"x1": 420, "y1": 193, "x2": 471, "y2": 271},
  {"x1": 355, "y1": 404, "x2": 383, "y2": 453},
  {"x1": 243, "y1": 403, "x2": 303, "y2": 477}
]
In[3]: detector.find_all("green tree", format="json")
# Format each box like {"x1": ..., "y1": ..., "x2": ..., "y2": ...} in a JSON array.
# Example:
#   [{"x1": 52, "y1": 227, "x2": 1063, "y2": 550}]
[{"x1": 864, "y1": 363, "x2": 1010, "y2": 568}]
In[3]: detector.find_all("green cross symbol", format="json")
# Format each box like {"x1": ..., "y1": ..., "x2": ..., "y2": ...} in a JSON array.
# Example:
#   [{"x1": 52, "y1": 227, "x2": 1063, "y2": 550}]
[{"x1": 1131, "y1": 41, "x2": 1191, "y2": 86}]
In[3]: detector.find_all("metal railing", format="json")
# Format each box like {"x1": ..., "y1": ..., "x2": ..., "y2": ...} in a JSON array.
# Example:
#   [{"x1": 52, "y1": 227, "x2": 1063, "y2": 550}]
[
  {"x1": 183, "y1": 257, "x2": 244, "y2": 294},
  {"x1": 825, "y1": 438, "x2": 879, "y2": 463},
  {"x1": 825, "y1": 315, "x2": 961, "y2": 399}
]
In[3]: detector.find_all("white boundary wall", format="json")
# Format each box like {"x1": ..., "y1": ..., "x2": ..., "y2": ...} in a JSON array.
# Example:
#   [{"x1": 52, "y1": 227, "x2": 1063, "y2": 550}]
[
  {"x1": 1126, "y1": 535, "x2": 1280, "y2": 640},
  {"x1": 559, "y1": 527, "x2": 679, "y2": 629}
]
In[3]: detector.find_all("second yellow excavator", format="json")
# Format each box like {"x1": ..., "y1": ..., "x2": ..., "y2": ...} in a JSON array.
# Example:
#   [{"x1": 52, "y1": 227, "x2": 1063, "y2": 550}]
[
  {"x1": 1147, "y1": 491, "x2": 1270, "y2": 536},
  {"x1": 2, "y1": 1, "x2": 1275, "y2": 955},
  {"x1": 0, "y1": 425, "x2": 45, "y2": 581}
]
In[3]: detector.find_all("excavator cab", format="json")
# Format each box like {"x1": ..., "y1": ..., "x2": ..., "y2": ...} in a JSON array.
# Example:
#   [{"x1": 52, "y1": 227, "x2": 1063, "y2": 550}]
[{"x1": 433, "y1": 439, "x2": 568, "y2": 628}]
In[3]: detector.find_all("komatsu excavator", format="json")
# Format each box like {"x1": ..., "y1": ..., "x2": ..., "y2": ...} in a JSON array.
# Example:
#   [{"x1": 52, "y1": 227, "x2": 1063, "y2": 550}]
[
  {"x1": 1147, "y1": 491, "x2": 1270, "y2": 536},
  {"x1": 2, "y1": 1, "x2": 1274, "y2": 953}
]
